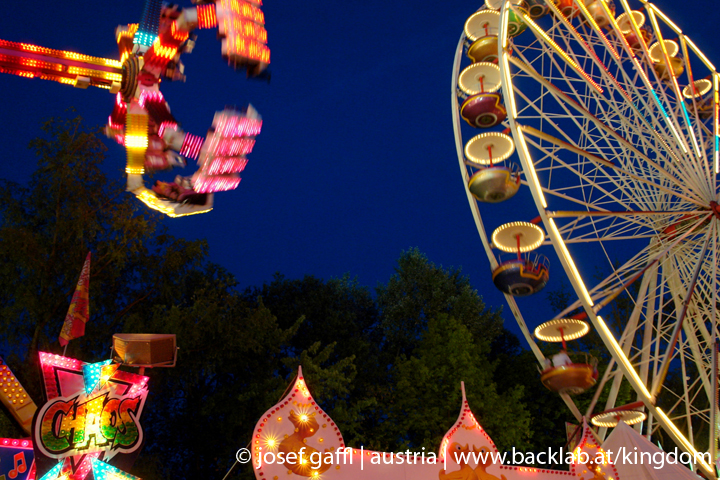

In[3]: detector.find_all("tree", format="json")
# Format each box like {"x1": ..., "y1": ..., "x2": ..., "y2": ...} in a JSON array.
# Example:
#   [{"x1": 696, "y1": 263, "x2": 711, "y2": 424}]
[
  {"x1": 0, "y1": 119, "x2": 549, "y2": 480},
  {"x1": 243, "y1": 274, "x2": 381, "y2": 447},
  {"x1": 0, "y1": 115, "x2": 365, "y2": 480},
  {"x1": 489, "y1": 328, "x2": 568, "y2": 455},
  {"x1": 384, "y1": 315, "x2": 531, "y2": 451},
  {"x1": 377, "y1": 248, "x2": 504, "y2": 358},
  {"x1": 372, "y1": 249, "x2": 528, "y2": 451},
  {"x1": 0, "y1": 115, "x2": 210, "y2": 403}
]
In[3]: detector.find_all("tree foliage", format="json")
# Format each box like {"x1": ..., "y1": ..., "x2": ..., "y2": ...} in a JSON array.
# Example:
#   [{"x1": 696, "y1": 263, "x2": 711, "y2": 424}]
[{"x1": 0, "y1": 117, "x2": 567, "y2": 480}]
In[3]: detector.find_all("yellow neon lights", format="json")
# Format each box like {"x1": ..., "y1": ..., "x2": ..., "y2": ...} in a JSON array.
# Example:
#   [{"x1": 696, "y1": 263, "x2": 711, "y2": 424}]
[
  {"x1": 134, "y1": 189, "x2": 212, "y2": 218},
  {"x1": 491, "y1": 221, "x2": 545, "y2": 252},
  {"x1": 615, "y1": 10, "x2": 645, "y2": 34},
  {"x1": 655, "y1": 408, "x2": 714, "y2": 475},
  {"x1": 548, "y1": 218, "x2": 592, "y2": 305},
  {"x1": 646, "y1": 9, "x2": 698, "y2": 158},
  {"x1": 464, "y1": 10, "x2": 501, "y2": 43},
  {"x1": 125, "y1": 113, "x2": 148, "y2": 175},
  {"x1": 67, "y1": 66, "x2": 122, "y2": 82},
  {"x1": 682, "y1": 79, "x2": 712, "y2": 99},
  {"x1": 501, "y1": 2, "x2": 510, "y2": 49},
  {"x1": 648, "y1": 4, "x2": 681, "y2": 34},
  {"x1": 596, "y1": 315, "x2": 649, "y2": 396},
  {"x1": 124, "y1": 136, "x2": 148, "y2": 149},
  {"x1": 458, "y1": 62, "x2": 502, "y2": 95},
  {"x1": 534, "y1": 318, "x2": 589, "y2": 342},
  {"x1": 520, "y1": 12, "x2": 603, "y2": 94},
  {"x1": 591, "y1": 410, "x2": 646, "y2": 427},
  {"x1": 648, "y1": 40, "x2": 678, "y2": 62},
  {"x1": 516, "y1": 128, "x2": 547, "y2": 207},
  {"x1": 573, "y1": 0, "x2": 620, "y2": 60},
  {"x1": 464, "y1": 132, "x2": 515, "y2": 165},
  {"x1": 683, "y1": 36, "x2": 715, "y2": 71},
  {"x1": 501, "y1": 52, "x2": 517, "y2": 118}
]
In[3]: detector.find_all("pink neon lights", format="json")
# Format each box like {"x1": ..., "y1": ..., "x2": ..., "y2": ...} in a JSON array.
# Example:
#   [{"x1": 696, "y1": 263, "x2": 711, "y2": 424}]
[
  {"x1": 39, "y1": 352, "x2": 83, "y2": 370},
  {"x1": 112, "y1": 369, "x2": 149, "y2": 395},
  {"x1": 193, "y1": 107, "x2": 260, "y2": 192},
  {"x1": 138, "y1": 90, "x2": 163, "y2": 108},
  {"x1": 109, "y1": 93, "x2": 127, "y2": 127},
  {"x1": 193, "y1": 173, "x2": 241, "y2": 193},
  {"x1": 179, "y1": 133, "x2": 204, "y2": 159},
  {"x1": 157, "y1": 121, "x2": 177, "y2": 138},
  {"x1": 213, "y1": 111, "x2": 262, "y2": 137},
  {"x1": 139, "y1": 91, "x2": 175, "y2": 126},
  {"x1": 207, "y1": 156, "x2": 248, "y2": 175},
  {"x1": 209, "y1": 137, "x2": 256, "y2": 156},
  {"x1": 0, "y1": 438, "x2": 32, "y2": 448}
]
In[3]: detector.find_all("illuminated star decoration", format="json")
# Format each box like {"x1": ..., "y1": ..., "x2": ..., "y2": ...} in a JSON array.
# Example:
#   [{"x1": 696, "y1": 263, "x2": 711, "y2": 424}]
[
  {"x1": 33, "y1": 353, "x2": 149, "y2": 480},
  {"x1": 0, "y1": 438, "x2": 36, "y2": 480},
  {"x1": 90, "y1": 458, "x2": 140, "y2": 480},
  {"x1": 38, "y1": 462, "x2": 64, "y2": 480},
  {"x1": 82, "y1": 360, "x2": 119, "y2": 396}
]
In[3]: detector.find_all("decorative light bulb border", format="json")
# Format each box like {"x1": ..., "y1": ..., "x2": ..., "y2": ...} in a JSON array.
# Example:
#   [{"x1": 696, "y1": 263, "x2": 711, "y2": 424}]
[
  {"x1": 491, "y1": 221, "x2": 545, "y2": 253},
  {"x1": 534, "y1": 318, "x2": 590, "y2": 343},
  {"x1": 34, "y1": 353, "x2": 149, "y2": 480}
]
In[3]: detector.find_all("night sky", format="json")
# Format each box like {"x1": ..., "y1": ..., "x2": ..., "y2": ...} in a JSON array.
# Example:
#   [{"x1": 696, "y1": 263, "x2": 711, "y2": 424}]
[{"x1": 0, "y1": 0, "x2": 718, "y2": 338}]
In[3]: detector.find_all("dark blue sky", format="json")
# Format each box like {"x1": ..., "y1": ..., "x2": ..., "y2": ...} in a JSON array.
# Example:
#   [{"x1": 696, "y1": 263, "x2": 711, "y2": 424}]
[{"x1": 0, "y1": 0, "x2": 718, "y2": 339}]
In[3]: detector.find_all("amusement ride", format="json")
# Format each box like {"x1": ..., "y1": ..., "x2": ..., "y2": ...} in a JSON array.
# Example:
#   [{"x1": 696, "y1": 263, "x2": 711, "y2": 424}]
[
  {"x1": 0, "y1": 0, "x2": 269, "y2": 217},
  {"x1": 452, "y1": 0, "x2": 720, "y2": 476}
]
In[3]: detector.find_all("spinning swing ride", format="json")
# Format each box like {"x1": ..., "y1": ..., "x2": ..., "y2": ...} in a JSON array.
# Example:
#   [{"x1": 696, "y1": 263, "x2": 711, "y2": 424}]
[
  {"x1": 0, "y1": 0, "x2": 269, "y2": 217},
  {"x1": 452, "y1": 0, "x2": 720, "y2": 476}
]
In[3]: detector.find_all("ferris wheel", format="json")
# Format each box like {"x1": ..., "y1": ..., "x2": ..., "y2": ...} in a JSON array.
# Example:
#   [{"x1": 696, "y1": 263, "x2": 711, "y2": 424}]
[{"x1": 452, "y1": 0, "x2": 720, "y2": 476}]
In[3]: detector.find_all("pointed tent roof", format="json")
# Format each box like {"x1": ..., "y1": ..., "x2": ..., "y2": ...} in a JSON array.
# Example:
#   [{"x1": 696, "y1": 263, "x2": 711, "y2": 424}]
[{"x1": 601, "y1": 421, "x2": 701, "y2": 480}]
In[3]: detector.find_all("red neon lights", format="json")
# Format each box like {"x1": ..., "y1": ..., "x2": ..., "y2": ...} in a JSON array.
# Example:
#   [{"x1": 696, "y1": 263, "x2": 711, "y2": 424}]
[
  {"x1": 217, "y1": 0, "x2": 270, "y2": 66},
  {"x1": 197, "y1": 4, "x2": 218, "y2": 29}
]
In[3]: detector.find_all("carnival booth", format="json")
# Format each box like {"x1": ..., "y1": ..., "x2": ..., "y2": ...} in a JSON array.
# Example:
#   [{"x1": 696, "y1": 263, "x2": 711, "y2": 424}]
[
  {"x1": 250, "y1": 368, "x2": 632, "y2": 480},
  {"x1": 602, "y1": 422, "x2": 703, "y2": 480}
]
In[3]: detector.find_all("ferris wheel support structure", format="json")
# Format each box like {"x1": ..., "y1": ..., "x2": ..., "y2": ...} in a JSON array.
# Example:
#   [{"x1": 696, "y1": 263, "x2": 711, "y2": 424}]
[
  {"x1": 494, "y1": 0, "x2": 717, "y2": 475},
  {"x1": 453, "y1": 0, "x2": 720, "y2": 475}
]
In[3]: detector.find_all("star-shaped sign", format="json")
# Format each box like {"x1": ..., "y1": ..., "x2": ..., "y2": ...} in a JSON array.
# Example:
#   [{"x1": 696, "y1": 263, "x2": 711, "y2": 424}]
[{"x1": 32, "y1": 353, "x2": 149, "y2": 480}]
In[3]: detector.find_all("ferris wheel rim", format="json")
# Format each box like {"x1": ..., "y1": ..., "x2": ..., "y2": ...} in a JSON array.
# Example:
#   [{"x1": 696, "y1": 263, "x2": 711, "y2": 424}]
[
  {"x1": 495, "y1": 0, "x2": 718, "y2": 471},
  {"x1": 453, "y1": 0, "x2": 719, "y2": 473}
]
